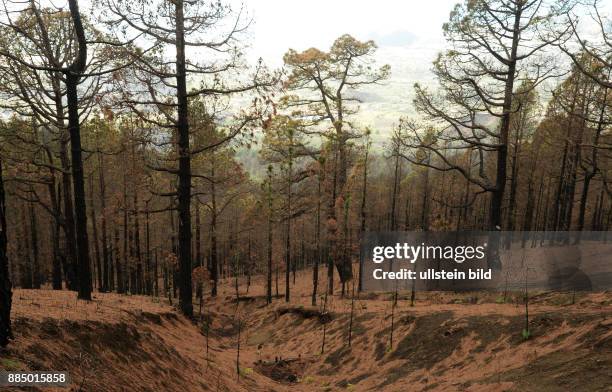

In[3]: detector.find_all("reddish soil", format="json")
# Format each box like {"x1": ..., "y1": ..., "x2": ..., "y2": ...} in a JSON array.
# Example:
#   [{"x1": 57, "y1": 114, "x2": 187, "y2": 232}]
[{"x1": 2, "y1": 267, "x2": 611, "y2": 391}]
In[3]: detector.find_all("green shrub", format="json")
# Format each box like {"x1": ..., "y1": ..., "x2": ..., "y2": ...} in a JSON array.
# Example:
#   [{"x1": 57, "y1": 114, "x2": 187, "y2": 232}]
[
  {"x1": 522, "y1": 329, "x2": 531, "y2": 340},
  {"x1": 1, "y1": 358, "x2": 22, "y2": 370}
]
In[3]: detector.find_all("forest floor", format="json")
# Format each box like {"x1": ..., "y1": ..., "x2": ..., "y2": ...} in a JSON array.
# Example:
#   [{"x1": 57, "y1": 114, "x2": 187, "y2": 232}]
[{"x1": 2, "y1": 267, "x2": 612, "y2": 391}]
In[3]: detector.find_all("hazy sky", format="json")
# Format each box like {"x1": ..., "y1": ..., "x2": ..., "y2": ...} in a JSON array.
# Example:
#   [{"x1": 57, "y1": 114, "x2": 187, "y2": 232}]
[
  {"x1": 72, "y1": 0, "x2": 608, "y2": 144},
  {"x1": 239, "y1": 0, "x2": 457, "y2": 64},
  {"x1": 234, "y1": 0, "x2": 460, "y2": 140},
  {"x1": 62, "y1": 0, "x2": 455, "y2": 143}
]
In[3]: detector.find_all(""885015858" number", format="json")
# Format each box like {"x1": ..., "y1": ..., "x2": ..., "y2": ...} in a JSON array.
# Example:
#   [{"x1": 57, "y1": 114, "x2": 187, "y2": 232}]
[{"x1": 0, "y1": 371, "x2": 70, "y2": 387}]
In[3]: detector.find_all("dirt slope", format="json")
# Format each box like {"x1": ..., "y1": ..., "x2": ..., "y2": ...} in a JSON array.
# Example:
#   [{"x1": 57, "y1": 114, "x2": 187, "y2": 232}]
[{"x1": 3, "y1": 290, "x2": 285, "y2": 392}]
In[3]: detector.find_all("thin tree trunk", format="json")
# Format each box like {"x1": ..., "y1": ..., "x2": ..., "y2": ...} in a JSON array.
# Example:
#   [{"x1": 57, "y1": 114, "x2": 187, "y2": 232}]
[
  {"x1": 312, "y1": 171, "x2": 322, "y2": 305},
  {"x1": 390, "y1": 147, "x2": 400, "y2": 230},
  {"x1": 154, "y1": 248, "x2": 159, "y2": 297},
  {"x1": 51, "y1": 214, "x2": 62, "y2": 290},
  {"x1": 506, "y1": 121, "x2": 522, "y2": 231},
  {"x1": 98, "y1": 151, "x2": 110, "y2": 292},
  {"x1": 421, "y1": 160, "x2": 430, "y2": 231},
  {"x1": 266, "y1": 167, "x2": 273, "y2": 304},
  {"x1": 285, "y1": 159, "x2": 292, "y2": 302},
  {"x1": 169, "y1": 209, "x2": 177, "y2": 299},
  {"x1": 20, "y1": 206, "x2": 33, "y2": 289},
  {"x1": 121, "y1": 169, "x2": 129, "y2": 294},
  {"x1": 133, "y1": 190, "x2": 142, "y2": 294},
  {"x1": 195, "y1": 201, "x2": 202, "y2": 299},
  {"x1": 328, "y1": 150, "x2": 338, "y2": 296},
  {"x1": 28, "y1": 201, "x2": 40, "y2": 289},
  {"x1": 145, "y1": 200, "x2": 152, "y2": 295},
  {"x1": 246, "y1": 234, "x2": 251, "y2": 293},
  {"x1": 348, "y1": 279, "x2": 355, "y2": 347},
  {"x1": 88, "y1": 174, "x2": 103, "y2": 291},
  {"x1": 42, "y1": 149, "x2": 63, "y2": 290},
  {"x1": 404, "y1": 188, "x2": 412, "y2": 231},
  {"x1": 114, "y1": 224, "x2": 122, "y2": 293},
  {"x1": 210, "y1": 163, "x2": 219, "y2": 297}
]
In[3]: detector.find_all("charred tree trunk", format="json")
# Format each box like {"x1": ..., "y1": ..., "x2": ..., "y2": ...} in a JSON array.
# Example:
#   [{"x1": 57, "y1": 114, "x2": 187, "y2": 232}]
[
  {"x1": 0, "y1": 158, "x2": 13, "y2": 347},
  {"x1": 246, "y1": 234, "x2": 252, "y2": 292},
  {"x1": 49, "y1": 68, "x2": 77, "y2": 291},
  {"x1": 334, "y1": 131, "x2": 351, "y2": 284},
  {"x1": 88, "y1": 174, "x2": 102, "y2": 291},
  {"x1": 66, "y1": 85, "x2": 91, "y2": 297},
  {"x1": 195, "y1": 201, "x2": 202, "y2": 299},
  {"x1": 457, "y1": 150, "x2": 473, "y2": 230},
  {"x1": 145, "y1": 200, "x2": 152, "y2": 295},
  {"x1": 120, "y1": 170, "x2": 129, "y2": 294},
  {"x1": 327, "y1": 150, "x2": 338, "y2": 295},
  {"x1": 358, "y1": 143, "x2": 369, "y2": 292},
  {"x1": 577, "y1": 89, "x2": 607, "y2": 237},
  {"x1": 488, "y1": 6, "x2": 523, "y2": 270},
  {"x1": 312, "y1": 171, "x2": 322, "y2": 305},
  {"x1": 404, "y1": 188, "x2": 412, "y2": 231},
  {"x1": 266, "y1": 167, "x2": 273, "y2": 304},
  {"x1": 170, "y1": 210, "x2": 178, "y2": 299},
  {"x1": 66, "y1": 0, "x2": 91, "y2": 300},
  {"x1": 51, "y1": 214, "x2": 62, "y2": 290},
  {"x1": 553, "y1": 80, "x2": 580, "y2": 233},
  {"x1": 506, "y1": 122, "x2": 522, "y2": 232},
  {"x1": 133, "y1": 189, "x2": 142, "y2": 294},
  {"x1": 210, "y1": 161, "x2": 219, "y2": 298},
  {"x1": 174, "y1": 0, "x2": 193, "y2": 317},
  {"x1": 285, "y1": 158, "x2": 292, "y2": 302},
  {"x1": 421, "y1": 159, "x2": 431, "y2": 231},
  {"x1": 59, "y1": 139, "x2": 78, "y2": 290},
  {"x1": 43, "y1": 160, "x2": 62, "y2": 290},
  {"x1": 390, "y1": 148, "x2": 400, "y2": 231},
  {"x1": 20, "y1": 207, "x2": 33, "y2": 289},
  {"x1": 28, "y1": 200, "x2": 40, "y2": 289},
  {"x1": 98, "y1": 152, "x2": 110, "y2": 292},
  {"x1": 114, "y1": 225, "x2": 122, "y2": 293},
  {"x1": 521, "y1": 181, "x2": 535, "y2": 245},
  {"x1": 562, "y1": 99, "x2": 588, "y2": 234},
  {"x1": 154, "y1": 248, "x2": 159, "y2": 297}
]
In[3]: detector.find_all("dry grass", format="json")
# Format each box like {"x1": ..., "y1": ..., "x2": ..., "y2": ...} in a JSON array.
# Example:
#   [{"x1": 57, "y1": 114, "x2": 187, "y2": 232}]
[{"x1": 2, "y1": 266, "x2": 611, "y2": 391}]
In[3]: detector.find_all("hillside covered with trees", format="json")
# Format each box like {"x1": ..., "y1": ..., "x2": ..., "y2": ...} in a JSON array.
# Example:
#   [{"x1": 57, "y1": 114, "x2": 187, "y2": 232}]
[{"x1": 0, "y1": 0, "x2": 611, "y2": 390}]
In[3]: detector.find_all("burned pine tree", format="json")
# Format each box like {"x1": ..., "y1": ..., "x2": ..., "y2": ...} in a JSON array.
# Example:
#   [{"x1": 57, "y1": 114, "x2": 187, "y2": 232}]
[
  {"x1": 0, "y1": 0, "x2": 127, "y2": 297},
  {"x1": 104, "y1": 0, "x2": 273, "y2": 315},
  {"x1": 65, "y1": 0, "x2": 92, "y2": 300},
  {"x1": 189, "y1": 97, "x2": 255, "y2": 298},
  {"x1": 260, "y1": 116, "x2": 314, "y2": 302},
  {"x1": 0, "y1": 6, "x2": 85, "y2": 291},
  {"x1": 282, "y1": 35, "x2": 390, "y2": 293},
  {"x1": 399, "y1": 0, "x2": 566, "y2": 268}
]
